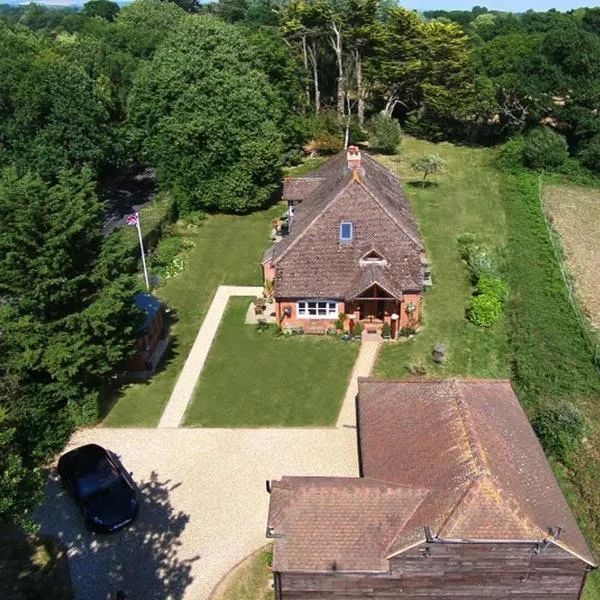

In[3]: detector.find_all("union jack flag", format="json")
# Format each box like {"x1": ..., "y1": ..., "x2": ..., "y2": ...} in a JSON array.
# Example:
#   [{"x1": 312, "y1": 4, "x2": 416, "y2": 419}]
[{"x1": 127, "y1": 213, "x2": 138, "y2": 226}]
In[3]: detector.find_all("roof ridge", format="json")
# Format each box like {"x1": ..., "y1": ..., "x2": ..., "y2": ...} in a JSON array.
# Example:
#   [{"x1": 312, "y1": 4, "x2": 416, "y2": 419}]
[
  {"x1": 357, "y1": 177, "x2": 422, "y2": 249},
  {"x1": 357, "y1": 377, "x2": 513, "y2": 384},
  {"x1": 272, "y1": 175, "x2": 353, "y2": 265},
  {"x1": 436, "y1": 479, "x2": 478, "y2": 537},
  {"x1": 451, "y1": 380, "x2": 489, "y2": 479},
  {"x1": 283, "y1": 176, "x2": 324, "y2": 182},
  {"x1": 436, "y1": 475, "x2": 546, "y2": 540},
  {"x1": 383, "y1": 488, "x2": 432, "y2": 557}
]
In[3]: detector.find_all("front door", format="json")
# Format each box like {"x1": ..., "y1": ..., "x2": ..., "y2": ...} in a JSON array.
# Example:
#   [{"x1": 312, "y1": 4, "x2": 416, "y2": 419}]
[
  {"x1": 376, "y1": 300, "x2": 385, "y2": 320},
  {"x1": 361, "y1": 300, "x2": 377, "y2": 322}
]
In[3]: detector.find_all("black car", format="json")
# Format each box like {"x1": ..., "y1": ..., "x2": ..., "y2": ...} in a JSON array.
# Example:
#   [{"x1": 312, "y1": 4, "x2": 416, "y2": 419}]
[{"x1": 57, "y1": 444, "x2": 139, "y2": 533}]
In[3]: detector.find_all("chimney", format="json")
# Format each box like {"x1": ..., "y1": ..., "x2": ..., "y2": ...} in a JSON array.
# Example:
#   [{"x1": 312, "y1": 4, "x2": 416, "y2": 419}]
[{"x1": 346, "y1": 145, "x2": 361, "y2": 171}]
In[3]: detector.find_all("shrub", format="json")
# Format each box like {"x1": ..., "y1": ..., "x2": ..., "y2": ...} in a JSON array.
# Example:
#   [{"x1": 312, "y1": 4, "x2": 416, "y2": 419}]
[
  {"x1": 150, "y1": 235, "x2": 189, "y2": 279},
  {"x1": 310, "y1": 131, "x2": 344, "y2": 154},
  {"x1": 334, "y1": 313, "x2": 347, "y2": 331},
  {"x1": 533, "y1": 402, "x2": 588, "y2": 461},
  {"x1": 349, "y1": 115, "x2": 369, "y2": 144},
  {"x1": 476, "y1": 273, "x2": 508, "y2": 304},
  {"x1": 399, "y1": 326, "x2": 416, "y2": 336},
  {"x1": 382, "y1": 322, "x2": 392, "y2": 337},
  {"x1": 522, "y1": 127, "x2": 569, "y2": 170},
  {"x1": 497, "y1": 136, "x2": 525, "y2": 170},
  {"x1": 260, "y1": 548, "x2": 273, "y2": 568},
  {"x1": 152, "y1": 235, "x2": 184, "y2": 267},
  {"x1": 367, "y1": 113, "x2": 402, "y2": 154},
  {"x1": 353, "y1": 323, "x2": 363, "y2": 337},
  {"x1": 578, "y1": 134, "x2": 600, "y2": 174},
  {"x1": 468, "y1": 293, "x2": 502, "y2": 327}
]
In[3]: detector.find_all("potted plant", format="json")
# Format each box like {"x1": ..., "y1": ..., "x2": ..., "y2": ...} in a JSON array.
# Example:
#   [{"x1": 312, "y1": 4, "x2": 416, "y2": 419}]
[
  {"x1": 334, "y1": 313, "x2": 347, "y2": 332},
  {"x1": 353, "y1": 323, "x2": 364, "y2": 340},
  {"x1": 406, "y1": 301, "x2": 417, "y2": 323},
  {"x1": 264, "y1": 279, "x2": 274, "y2": 302}
]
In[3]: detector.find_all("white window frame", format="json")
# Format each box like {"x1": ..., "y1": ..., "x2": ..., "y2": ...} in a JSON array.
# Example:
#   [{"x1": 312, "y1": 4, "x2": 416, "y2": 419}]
[
  {"x1": 340, "y1": 221, "x2": 353, "y2": 243},
  {"x1": 296, "y1": 300, "x2": 338, "y2": 319}
]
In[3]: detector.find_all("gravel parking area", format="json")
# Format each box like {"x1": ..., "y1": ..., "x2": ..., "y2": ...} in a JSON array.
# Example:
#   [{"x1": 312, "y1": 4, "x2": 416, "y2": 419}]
[{"x1": 34, "y1": 427, "x2": 358, "y2": 600}]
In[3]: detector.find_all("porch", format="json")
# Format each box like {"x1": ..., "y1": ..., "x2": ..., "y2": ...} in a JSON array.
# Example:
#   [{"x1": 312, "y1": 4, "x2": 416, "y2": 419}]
[{"x1": 346, "y1": 285, "x2": 402, "y2": 338}]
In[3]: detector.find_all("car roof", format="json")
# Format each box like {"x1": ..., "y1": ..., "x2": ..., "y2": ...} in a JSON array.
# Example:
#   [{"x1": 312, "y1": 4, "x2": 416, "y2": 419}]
[{"x1": 58, "y1": 444, "x2": 111, "y2": 475}]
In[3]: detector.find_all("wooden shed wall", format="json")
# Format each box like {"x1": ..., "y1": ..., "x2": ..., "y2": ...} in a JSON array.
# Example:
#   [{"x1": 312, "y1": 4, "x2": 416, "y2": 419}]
[{"x1": 276, "y1": 542, "x2": 589, "y2": 599}]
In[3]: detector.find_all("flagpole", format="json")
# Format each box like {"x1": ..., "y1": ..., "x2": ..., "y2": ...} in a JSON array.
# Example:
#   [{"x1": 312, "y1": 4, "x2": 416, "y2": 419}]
[{"x1": 135, "y1": 211, "x2": 150, "y2": 291}]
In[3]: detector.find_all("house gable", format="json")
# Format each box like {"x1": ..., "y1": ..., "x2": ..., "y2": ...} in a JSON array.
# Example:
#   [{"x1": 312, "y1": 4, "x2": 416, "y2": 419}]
[{"x1": 273, "y1": 176, "x2": 422, "y2": 299}]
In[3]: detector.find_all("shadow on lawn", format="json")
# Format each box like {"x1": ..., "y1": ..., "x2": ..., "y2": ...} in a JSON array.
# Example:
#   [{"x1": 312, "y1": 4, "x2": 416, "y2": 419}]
[
  {"x1": 406, "y1": 180, "x2": 440, "y2": 189},
  {"x1": 34, "y1": 470, "x2": 199, "y2": 600}
]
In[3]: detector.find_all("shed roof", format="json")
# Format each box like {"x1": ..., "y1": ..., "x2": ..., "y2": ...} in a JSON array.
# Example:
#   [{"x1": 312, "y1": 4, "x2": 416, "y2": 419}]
[
  {"x1": 267, "y1": 379, "x2": 596, "y2": 573},
  {"x1": 133, "y1": 292, "x2": 161, "y2": 332}
]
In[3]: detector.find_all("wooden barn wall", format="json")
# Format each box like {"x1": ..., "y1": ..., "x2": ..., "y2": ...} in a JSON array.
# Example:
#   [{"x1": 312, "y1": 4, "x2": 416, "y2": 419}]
[{"x1": 276, "y1": 542, "x2": 588, "y2": 599}]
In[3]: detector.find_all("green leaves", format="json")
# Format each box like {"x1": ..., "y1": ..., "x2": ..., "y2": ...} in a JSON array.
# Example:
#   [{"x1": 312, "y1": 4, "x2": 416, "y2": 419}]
[
  {"x1": 0, "y1": 167, "x2": 141, "y2": 527},
  {"x1": 127, "y1": 15, "x2": 283, "y2": 213}
]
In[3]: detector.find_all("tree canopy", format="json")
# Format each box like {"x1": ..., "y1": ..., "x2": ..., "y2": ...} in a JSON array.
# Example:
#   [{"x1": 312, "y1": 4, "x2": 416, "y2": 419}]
[{"x1": 127, "y1": 15, "x2": 284, "y2": 213}]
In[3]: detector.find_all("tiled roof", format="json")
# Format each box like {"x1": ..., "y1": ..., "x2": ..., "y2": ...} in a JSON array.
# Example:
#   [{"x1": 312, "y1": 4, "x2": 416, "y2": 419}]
[
  {"x1": 267, "y1": 379, "x2": 596, "y2": 574},
  {"x1": 268, "y1": 477, "x2": 429, "y2": 572},
  {"x1": 266, "y1": 153, "x2": 423, "y2": 298},
  {"x1": 282, "y1": 177, "x2": 324, "y2": 201},
  {"x1": 357, "y1": 379, "x2": 596, "y2": 565},
  {"x1": 344, "y1": 264, "x2": 403, "y2": 300}
]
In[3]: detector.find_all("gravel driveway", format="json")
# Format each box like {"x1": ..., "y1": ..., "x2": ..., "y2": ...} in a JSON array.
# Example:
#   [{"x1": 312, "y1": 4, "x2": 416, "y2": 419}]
[{"x1": 35, "y1": 427, "x2": 358, "y2": 600}]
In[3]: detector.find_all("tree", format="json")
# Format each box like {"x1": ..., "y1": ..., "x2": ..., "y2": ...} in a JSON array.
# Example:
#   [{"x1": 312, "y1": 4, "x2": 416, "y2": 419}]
[
  {"x1": 83, "y1": 0, "x2": 120, "y2": 22},
  {"x1": 367, "y1": 112, "x2": 401, "y2": 153},
  {"x1": 246, "y1": 26, "x2": 308, "y2": 157},
  {"x1": 345, "y1": 0, "x2": 381, "y2": 124},
  {"x1": 578, "y1": 134, "x2": 600, "y2": 173},
  {"x1": 0, "y1": 26, "x2": 114, "y2": 177},
  {"x1": 127, "y1": 16, "x2": 284, "y2": 213},
  {"x1": 411, "y1": 154, "x2": 446, "y2": 186},
  {"x1": 0, "y1": 167, "x2": 141, "y2": 526},
  {"x1": 367, "y1": 6, "x2": 424, "y2": 117},
  {"x1": 522, "y1": 127, "x2": 568, "y2": 170},
  {"x1": 114, "y1": 0, "x2": 186, "y2": 61},
  {"x1": 0, "y1": 384, "x2": 43, "y2": 530}
]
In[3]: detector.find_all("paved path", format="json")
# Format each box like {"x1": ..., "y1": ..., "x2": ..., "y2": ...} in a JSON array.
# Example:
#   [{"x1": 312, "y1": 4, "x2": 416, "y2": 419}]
[
  {"x1": 158, "y1": 286, "x2": 263, "y2": 428},
  {"x1": 35, "y1": 427, "x2": 358, "y2": 600},
  {"x1": 336, "y1": 338, "x2": 381, "y2": 428}
]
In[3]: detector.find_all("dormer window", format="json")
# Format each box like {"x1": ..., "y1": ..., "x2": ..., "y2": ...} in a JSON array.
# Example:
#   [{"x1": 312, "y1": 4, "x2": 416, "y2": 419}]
[
  {"x1": 359, "y1": 249, "x2": 387, "y2": 266},
  {"x1": 340, "y1": 221, "x2": 353, "y2": 243}
]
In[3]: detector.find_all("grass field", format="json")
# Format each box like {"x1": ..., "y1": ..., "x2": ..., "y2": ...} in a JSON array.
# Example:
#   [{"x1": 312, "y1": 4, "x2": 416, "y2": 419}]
[
  {"x1": 102, "y1": 204, "x2": 284, "y2": 426},
  {"x1": 502, "y1": 172, "x2": 600, "y2": 599},
  {"x1": 374, "y1": 138, "x2": 510, "y2": 379},
  {"x1": 211, "y1": 546, "x2": 274, "y2": 600},
  {"x1": 183, "y1": 297, "x2": 358, "y2": 427},
  {"x1": 544, "y1": 184, "x2": 600, "y2": 331}
]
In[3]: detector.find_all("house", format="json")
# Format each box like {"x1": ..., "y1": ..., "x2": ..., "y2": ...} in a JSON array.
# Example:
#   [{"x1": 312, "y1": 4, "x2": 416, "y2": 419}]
[
  {"x1": 128, "y1": 292, "x2": 167, "y2": 372},
  {"x1": 266, "y1": 379, "x2": 596, "y2": 599},
  {"x1": 262, "y1": 147, "x2": 424, "y2": 337}
]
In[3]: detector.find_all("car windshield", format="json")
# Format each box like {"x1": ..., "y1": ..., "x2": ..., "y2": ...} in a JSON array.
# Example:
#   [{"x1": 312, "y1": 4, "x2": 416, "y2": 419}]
[{"x1": 77, "y1": 460, "x2": 121, "y2": 498}]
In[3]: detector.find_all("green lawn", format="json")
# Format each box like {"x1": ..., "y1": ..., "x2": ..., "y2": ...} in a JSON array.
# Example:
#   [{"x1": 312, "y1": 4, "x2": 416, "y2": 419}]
[
  {"x1": 102, "y1": 204, "x2": 284, "y2": 426},
  {"x1": 212, "y1": 545, "x2": 274, "y2": 600},
  {"x1": 183, "y1": 297, "x2": 359, "y2": 427},
  {"x1": 374, "y1": 138, "x2": 510, "y2": 379}
]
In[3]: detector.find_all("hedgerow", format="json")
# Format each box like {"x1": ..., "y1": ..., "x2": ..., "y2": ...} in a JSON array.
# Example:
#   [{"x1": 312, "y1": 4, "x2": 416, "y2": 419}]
[{"x1": 502, "y1": 168, "x2": 600, "y2": 554}]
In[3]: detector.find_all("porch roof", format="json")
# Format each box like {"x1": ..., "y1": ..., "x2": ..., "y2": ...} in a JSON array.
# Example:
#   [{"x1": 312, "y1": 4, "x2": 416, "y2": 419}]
[{"x1": 345, "y1": 264, "x2": 403, "y2": 301}]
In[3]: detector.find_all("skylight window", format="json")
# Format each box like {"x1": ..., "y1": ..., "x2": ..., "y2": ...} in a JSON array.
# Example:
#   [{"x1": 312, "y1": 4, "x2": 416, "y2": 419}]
[{"x1": 340, "y1": 221, "x2": 353, "y2": 243}]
